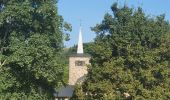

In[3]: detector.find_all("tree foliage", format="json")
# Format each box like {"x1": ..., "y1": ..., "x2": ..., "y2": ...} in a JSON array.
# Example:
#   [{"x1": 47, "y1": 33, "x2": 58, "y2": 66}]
[
  {"x1": 73, "y1": 3, "x2": 170, "y2": 99},
  {"x1": 68, "y1": 42, "x2": 94, "y2": 55},
  {"x1": 0, "y1": 0, "x2": 70, "y2": 99}
]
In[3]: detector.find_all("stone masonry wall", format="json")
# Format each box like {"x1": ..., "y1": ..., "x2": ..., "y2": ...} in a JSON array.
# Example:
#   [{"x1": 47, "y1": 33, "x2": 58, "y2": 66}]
[{"x1": 68, "y1": 56, "x2": 90, "y2": 85}]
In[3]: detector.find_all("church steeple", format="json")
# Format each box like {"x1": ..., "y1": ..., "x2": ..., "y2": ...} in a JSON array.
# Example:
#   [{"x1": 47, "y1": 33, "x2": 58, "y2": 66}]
[
  {"x1": 68, "y1": 25, "x2": 91, "y2": 86},
  {"x1": 77, "y1": 26, "x2": 84, "y2": 54}
]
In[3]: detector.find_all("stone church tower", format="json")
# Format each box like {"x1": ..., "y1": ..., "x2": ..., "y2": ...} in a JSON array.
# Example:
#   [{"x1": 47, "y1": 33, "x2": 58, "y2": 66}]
[
  {"x1": 68, "y1": 27, "x2": 91, "y2": 85},
  {"x1": 54, "y1": 27, "x2": 90, "y2": 99}
]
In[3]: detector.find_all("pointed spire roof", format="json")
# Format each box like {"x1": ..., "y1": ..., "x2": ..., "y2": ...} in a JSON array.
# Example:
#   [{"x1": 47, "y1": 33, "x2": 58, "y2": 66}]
[{"x1": 77, "y1": 26, "x2": 84, "y2": 54}]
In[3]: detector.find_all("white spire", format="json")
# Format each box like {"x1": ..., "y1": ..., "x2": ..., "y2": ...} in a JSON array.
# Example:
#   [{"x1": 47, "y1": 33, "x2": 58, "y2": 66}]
[{"x1": 77, "y1": 26, "x2": 84, "y2": 54}]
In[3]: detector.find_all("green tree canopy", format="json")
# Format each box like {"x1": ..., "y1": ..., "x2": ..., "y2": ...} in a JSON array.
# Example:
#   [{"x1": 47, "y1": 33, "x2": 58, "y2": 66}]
[
  {"x1": 0, "y1": 0, "x2": 71, "y2": 99},
  {"x1": 67, "y1": 42, "x2": 94, "y2": 55},
  {"x1": 73, "y1": 3, "x2": 170, "y2": 100}
]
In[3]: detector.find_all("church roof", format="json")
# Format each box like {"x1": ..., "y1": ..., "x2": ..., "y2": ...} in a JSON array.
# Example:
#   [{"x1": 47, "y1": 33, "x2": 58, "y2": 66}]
[
  {"x1": 69, "y1": 53, "x2": 91, "y2": 57},
  {"x1": 54, "y1": 85, "x2": 74, "y2": 97}
]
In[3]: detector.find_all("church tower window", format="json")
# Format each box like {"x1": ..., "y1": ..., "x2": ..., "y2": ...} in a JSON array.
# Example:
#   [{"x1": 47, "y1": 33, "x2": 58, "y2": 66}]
[{"x1": 75, "y1": 61, "x2": 85, "y2": 66}]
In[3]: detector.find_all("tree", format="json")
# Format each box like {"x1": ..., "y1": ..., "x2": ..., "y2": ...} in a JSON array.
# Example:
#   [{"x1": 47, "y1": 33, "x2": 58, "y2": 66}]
[
  {"x1": 68, "y1": 42, "x2": 94, "y2": 55},
  {"x1": 73, "y1": 3, "x2": 170, "y2": 99},
  {"x1": 0, "y1": 0, "x2": 71, "y2": 99}
]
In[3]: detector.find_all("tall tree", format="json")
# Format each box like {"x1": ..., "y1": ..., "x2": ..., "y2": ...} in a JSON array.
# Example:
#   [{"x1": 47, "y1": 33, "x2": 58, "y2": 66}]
[
  {"x1": 0, "y1": 0, "x2": 71, "y2": 99},
  {"x1": 73, "y1": 3, "x2": 170, "y2": 99}
]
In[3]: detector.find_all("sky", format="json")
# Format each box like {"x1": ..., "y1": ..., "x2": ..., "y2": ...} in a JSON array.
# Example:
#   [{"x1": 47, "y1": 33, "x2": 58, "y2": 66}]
[{"x1": 58, "y1": 0, "x2": 170, "y2": 47}]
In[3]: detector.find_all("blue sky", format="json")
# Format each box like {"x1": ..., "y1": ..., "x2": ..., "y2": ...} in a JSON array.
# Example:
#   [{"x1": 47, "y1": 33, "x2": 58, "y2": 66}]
[{"x1": 58, "y1": 0, "x2": 170, "y2": 47}]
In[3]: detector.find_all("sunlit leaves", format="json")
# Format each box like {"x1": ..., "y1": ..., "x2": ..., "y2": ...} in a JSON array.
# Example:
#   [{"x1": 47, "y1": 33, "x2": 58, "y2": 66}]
[{"x1": 73, "y1": 3, "x2": 170, "y2": 99}]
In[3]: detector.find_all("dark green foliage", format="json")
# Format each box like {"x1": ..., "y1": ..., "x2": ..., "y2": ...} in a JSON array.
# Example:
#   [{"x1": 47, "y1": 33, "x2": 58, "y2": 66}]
[
  {"x1": 68, "y1": 42, "x2": 94, "y2": 55},
  {"x1": 73, "y1": 3, "x2": 170, "y2": 99},
  {"x1": 0, "y1": 0, "x2": 70, "y2": 99}
]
